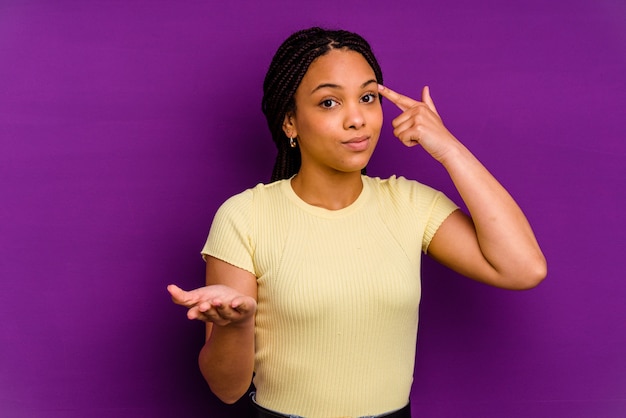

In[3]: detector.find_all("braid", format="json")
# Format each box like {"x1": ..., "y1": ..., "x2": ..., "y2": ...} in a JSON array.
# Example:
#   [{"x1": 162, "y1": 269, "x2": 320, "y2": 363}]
[{"x1": 262, "y1": 27, "x2": 383, "y2": 182}]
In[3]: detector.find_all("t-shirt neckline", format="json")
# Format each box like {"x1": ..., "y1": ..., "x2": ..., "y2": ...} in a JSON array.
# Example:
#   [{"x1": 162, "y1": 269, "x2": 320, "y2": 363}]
[{"x1": 280, "y1": 175, "x2": 371, "y2": 218}]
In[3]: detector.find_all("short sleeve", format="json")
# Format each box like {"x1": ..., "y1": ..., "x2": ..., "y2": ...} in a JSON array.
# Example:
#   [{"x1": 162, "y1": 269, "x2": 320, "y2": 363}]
[
  {"x1": 422, "y1": 191, "x2": 459, "y2": 253},
  {"x1": 200, "y1": 189, "x2": 256, "y2": 275}
]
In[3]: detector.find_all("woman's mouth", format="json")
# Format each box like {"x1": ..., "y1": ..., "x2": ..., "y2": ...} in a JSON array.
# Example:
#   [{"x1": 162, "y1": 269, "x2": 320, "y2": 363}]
[{"x1": 342, "y1": 136, "x2": 370, "y2": 152}]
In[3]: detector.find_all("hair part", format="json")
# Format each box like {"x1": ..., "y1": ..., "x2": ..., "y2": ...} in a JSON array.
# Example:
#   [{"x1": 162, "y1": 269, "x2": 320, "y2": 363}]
[{"x1": 262, "y1": 27, "x2": 384, "y2": 182}]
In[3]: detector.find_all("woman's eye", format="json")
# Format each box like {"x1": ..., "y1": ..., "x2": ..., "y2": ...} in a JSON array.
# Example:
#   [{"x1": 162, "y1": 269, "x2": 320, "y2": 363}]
[
  {"x1": 361, "y1": 93, "x2": 378, "y2": 103},
  {"x1": 320, "y1": 99, "x2": 338, "y2": 109}
]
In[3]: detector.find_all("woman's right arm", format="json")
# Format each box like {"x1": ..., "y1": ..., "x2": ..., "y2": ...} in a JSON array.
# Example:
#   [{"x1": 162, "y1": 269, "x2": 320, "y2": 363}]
[
  {"x1": 168, "y1": 255, "x2": 257, "y2": 403},
  {"x1": 199, "y1": 255, "x2": 257, "y2": 403}
]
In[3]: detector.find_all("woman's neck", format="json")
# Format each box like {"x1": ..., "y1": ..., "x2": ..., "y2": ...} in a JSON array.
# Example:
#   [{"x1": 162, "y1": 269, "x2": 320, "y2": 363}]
[{"x1": 290, "y1": 169, "x2": 363, "y2": 210}]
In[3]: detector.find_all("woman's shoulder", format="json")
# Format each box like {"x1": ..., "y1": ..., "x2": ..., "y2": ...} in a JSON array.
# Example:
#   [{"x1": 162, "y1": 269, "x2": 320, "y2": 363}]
[
  {"x1": 219, "y1": 179, "x2": 288, "y2": 209},
  {"x1": 363, "y1": 175, "x2": 458, "y2": 232},
  {"x1": 363, "y1": 175, "x2": 454, "y2": 214},
  {"x1": 364, "y1": 174, "x2": 439, "y2": 195}
]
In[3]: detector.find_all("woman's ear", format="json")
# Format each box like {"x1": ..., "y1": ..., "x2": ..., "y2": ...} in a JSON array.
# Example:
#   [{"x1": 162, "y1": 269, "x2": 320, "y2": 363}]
[{"x1": 282, "y1": 113, "x2": 297, "y2": 138}]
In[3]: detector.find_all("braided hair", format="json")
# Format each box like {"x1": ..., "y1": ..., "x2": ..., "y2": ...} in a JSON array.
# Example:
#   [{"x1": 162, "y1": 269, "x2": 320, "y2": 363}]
[{"x1": 262, "y1": 27, "x2": 384, "y2": 182}]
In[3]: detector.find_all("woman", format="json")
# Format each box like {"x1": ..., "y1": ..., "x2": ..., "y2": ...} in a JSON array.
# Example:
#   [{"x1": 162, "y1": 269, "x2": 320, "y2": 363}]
[{"x1": 168, "y1": 27, "x2": 546, "y2": 418}]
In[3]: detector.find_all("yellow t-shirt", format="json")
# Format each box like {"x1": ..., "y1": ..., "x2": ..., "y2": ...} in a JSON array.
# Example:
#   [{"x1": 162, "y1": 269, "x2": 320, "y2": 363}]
[{"x1": 202, "y1": 175, "x2": 458, "y2": 417}]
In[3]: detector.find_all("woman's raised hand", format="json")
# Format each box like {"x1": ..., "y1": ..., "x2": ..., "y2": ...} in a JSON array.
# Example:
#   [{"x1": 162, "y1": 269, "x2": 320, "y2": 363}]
[
  {"x1": 167, "y1": 284, "x2": 257, "y2": 327},
  {"x1": 378, "y1": 84, "x2": 460, "y2": 162}
]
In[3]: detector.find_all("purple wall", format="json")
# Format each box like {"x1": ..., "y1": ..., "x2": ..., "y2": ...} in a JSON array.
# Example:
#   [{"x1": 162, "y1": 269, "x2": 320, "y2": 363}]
[{"x1": 1, "y1": 1, "x2": 624, "y2": 416}]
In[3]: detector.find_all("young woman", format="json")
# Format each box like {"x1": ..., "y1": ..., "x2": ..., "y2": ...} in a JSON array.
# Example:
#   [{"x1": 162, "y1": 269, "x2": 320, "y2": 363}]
[{"x1": 168, "y1": 27, "x2": 546, "y2": 418}]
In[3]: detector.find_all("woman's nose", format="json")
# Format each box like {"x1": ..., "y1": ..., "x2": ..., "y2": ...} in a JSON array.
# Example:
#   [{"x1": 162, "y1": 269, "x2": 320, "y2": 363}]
[{"x1": 343, "y1": 103, "x2": 365, "y2": 129}]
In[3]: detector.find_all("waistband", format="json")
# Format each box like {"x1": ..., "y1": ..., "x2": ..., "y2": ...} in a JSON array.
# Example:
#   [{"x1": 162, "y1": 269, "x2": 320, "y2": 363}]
[{"x1": 250, "y1": 397, "x2": 411, "y2": 418}]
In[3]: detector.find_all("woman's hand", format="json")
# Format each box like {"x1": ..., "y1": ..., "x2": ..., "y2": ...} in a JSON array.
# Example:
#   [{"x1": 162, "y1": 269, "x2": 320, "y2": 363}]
[
  {"x1": 378, "y1": 84, "x2": 459, "y2": 162},
  {"x1": 167, "y1": 284, "x2": 256, "y2": 327}
]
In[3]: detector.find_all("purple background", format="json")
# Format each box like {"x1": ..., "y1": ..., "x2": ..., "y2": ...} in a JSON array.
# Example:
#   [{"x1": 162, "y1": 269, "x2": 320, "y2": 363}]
[{"x1": 1, "y1": 0, "x2": 625, "y2": 417}]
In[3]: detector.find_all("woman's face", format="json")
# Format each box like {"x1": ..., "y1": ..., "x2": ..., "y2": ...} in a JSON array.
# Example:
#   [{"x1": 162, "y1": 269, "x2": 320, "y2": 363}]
[{"x1": 286, "y1": 48, "x2": 383, "y2": 176}]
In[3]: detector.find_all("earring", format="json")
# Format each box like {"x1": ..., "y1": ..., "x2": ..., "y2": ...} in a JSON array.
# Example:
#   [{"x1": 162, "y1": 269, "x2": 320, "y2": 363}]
[{"x1": 289, "y1": 136, "x2": 297, "y2": 148}]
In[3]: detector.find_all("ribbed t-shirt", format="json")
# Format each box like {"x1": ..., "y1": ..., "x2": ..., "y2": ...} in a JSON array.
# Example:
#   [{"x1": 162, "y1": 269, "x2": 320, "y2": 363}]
[{"x1": 201, "y1": 175, "x2": 458, "y2": 417}]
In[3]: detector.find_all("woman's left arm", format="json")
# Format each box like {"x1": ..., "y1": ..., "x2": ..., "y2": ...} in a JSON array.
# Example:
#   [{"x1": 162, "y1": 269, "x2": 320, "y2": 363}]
[{"x1": 378, "y1": 85, "x2": 547, "y2": 290}]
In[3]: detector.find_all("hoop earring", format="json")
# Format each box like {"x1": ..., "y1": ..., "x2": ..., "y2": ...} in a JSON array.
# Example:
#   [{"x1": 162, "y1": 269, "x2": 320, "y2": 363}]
[{"x1": 289, "y1": 136, "x2": 297, "y2": 148}]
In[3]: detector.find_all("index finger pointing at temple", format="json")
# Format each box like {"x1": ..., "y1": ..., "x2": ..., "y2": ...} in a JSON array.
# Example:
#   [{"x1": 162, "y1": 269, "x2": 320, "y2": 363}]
[{"x1": 378, "y1": 84, "x2": 419, "y2": 112}]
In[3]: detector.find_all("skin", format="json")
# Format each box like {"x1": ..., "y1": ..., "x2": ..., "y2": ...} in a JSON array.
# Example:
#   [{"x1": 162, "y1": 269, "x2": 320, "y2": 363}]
[{"x1": 168, "y1": 48, "x2": 547, "y2": 404}]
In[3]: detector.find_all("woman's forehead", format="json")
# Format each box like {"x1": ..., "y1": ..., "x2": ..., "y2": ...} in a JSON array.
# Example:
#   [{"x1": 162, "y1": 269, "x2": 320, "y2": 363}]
[{"x1": 299, "y1": 49, "x2": 376, "y2": 92}]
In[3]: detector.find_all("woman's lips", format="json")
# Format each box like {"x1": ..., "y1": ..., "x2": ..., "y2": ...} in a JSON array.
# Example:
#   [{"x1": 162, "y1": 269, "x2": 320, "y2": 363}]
[{"x1": 342, "y1": 136, "x2": 369, "y2": 151}]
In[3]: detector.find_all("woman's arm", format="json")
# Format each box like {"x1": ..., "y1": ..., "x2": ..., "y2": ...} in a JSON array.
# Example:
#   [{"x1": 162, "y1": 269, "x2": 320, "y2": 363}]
[
  {"x1": 378, "y1": 85, "x2": 546, "y2": 289},
  {"x1": 168, "y1": 256, "x2": 257, "y2": 403}
]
